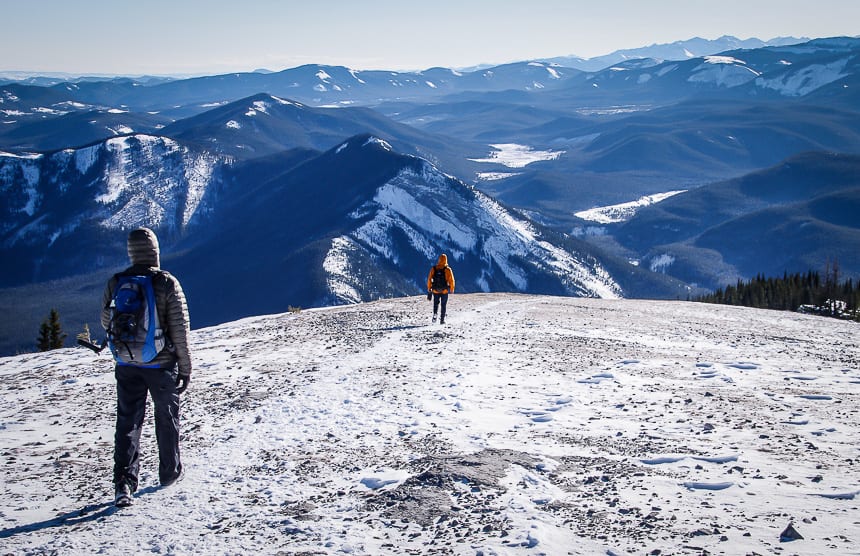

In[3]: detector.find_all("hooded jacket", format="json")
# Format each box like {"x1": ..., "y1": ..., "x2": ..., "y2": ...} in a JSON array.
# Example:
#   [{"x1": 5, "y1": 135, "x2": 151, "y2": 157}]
[
  {"x1": 427, "y1": 254, "x2": 455, "y2": 295},
  {"x1": 101, "y1": 227, "x2": 192, "y2": 377}
]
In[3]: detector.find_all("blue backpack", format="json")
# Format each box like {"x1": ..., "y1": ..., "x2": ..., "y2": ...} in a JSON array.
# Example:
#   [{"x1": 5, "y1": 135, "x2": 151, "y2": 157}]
[{"x1": 107, "y1": 272, "x2": 166, "y2": 365}]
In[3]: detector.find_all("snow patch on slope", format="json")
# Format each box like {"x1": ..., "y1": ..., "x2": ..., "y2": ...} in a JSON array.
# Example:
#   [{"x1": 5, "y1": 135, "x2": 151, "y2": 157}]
[
  {"x1": 474, "y1": 189, "x2": 621, "y2": 298},
  {"x1": 476, "y1": 172, "x2": 522, "y2": 181},
  {"x1": 363, "y1": 136, "x2": 393, "y2": 151},
  {"x1": 528, "y1": 62, "x2": 562, "y2": 79},
  {"x1": 373, "y1": 178, "x2": 476, "y2": 249},
  {"x1": 351, "y1": 169, "x2": 469, "y2": 264},
  {"x1": 182, "y1": 152, "x2": 221, "y2": 227},
  {"x1": 689, "y1": 56, "x2": 760, "y2": 87},
  {"x1": 74, "y1": 144, "x2": 100, "y2": 175},
  {"x1": 756, "y1": 57, "x2": 851, "y2": 96},
  {"x1": 323, "y1": 236, "x2": 363, "y2": 304},
  {"x1": 576, "y1": 190, "x2": 687, "y2": 224},
  {"x1": 351, "y1": 203, "x2": 440, "y2": 264},
  {"x1": 649, "y1": 253, "x2": 676, "y2": 273},
  {"x1": 94, "y1": 135, "x2": 225, "y2": 231},
  {"x1": 1, "y1": 135, "x2": 228, "y2": 249}
]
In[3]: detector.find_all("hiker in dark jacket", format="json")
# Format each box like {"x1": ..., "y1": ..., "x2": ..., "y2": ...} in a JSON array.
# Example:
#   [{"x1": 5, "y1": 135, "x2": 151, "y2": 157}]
[
  {"x1": 101, "y1": 227, "x2": 191, "y2": 506},
  {"x1": 427, "y1": 253, "x2": 455, "y2": 324}
]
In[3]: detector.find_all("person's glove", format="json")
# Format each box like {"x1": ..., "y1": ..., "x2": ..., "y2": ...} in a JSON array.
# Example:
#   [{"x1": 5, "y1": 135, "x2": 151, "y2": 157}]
[
  {"x1": 427, "y1": 291, "x2": 432, "y2": 301},
  {"x1": 176, "y1": 374, "x2": 190, "y2": 394}
]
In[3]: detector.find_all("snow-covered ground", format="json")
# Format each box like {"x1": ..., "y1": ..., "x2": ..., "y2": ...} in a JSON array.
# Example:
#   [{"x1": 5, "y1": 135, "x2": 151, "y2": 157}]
[{"x1": 1, "y1": 294, "x2": 858, "y2": 555}]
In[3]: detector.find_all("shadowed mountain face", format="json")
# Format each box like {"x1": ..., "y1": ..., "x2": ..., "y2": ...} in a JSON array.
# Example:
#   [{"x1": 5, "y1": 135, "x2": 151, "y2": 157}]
[
  {"x1": 0, "y1": 134, "x2": 233, "y2": 287},
  {"x1": 613, "y1": 152, "x2": 860, "y2": 289},
  {"x1": 0, "y1": 90, "x2": 484, "y2": 289}
]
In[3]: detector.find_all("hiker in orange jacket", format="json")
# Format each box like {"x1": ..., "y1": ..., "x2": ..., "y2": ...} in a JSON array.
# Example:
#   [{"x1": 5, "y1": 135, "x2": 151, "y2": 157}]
[{"x1": 427, "y1": 254, "x2": 455, "y2": 324}]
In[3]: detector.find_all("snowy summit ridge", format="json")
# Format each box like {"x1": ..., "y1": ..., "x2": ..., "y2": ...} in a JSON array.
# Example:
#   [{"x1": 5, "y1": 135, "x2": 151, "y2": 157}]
[{"x1": 1, "y1": 294, "x2": 858, "y2": 554}]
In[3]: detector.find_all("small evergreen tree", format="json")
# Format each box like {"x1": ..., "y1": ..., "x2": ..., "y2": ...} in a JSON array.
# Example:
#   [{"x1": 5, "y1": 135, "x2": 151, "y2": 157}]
[
  {"x1": 49, "y1": 309, "x2": 66, "y2": 349},
  {"x1": 37, "y1": 320, "x2": 52, "y2": 352},
  {"x1": 36, "y1": 308, "x2": 66, "y2": 351}
]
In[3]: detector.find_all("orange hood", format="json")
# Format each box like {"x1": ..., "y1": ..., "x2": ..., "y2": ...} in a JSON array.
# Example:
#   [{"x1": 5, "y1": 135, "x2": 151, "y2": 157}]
[{"x1": 436, "y1": 254, "x2": 448, "y2": 267}]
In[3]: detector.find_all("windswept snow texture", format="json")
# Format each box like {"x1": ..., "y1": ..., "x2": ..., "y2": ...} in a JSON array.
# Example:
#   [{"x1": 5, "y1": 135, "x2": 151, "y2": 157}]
[
  {"x1": 1, "y1": 295, "x2": 858, "y2": 555},
  {"x1": 575, "y1": 190, "x2": 687, "y2": 224}
]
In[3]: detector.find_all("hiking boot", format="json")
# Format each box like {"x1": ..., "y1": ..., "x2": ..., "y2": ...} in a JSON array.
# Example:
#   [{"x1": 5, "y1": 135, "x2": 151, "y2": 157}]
[
  {"x1": 115, "y1": 481, "x2": 133, "y2": 507},
  {"x1": 440, "y1": 317, "x2": 445, "y2": 325},
  {"x1": 161, "y1": 465, "x2": 184, "y2": 488},
  {"x1": 432, "y1": 314, "x2": 437, "y2": 323}
]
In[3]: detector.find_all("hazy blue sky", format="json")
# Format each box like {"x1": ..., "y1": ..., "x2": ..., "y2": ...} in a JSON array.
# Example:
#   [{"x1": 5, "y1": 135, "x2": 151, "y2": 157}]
[{"x1": 3, "y1": 0, "x2": 858, "y2": 75}]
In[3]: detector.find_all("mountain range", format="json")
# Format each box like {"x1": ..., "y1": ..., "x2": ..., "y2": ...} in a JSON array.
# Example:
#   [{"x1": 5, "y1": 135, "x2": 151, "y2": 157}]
[
  {"x1": 538, "y1": 35, "x2": 811, "y2": 72},
  {"x1": 1, "y1": 35, "x2": 858, "y2": 354},
  {"x1": 3, "y1": 37, "x2": 857, "y2": 141},
  {"x1": 0, "y1": 35, "x2": 808, "y2": 85},
  {"x1": 0, "y1": 130, "x2": 685, "y2": 354}
]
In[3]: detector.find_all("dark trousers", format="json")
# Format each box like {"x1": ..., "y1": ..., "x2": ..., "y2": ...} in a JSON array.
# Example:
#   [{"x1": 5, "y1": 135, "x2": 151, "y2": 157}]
[
  {"x1": 114, "y1": 364, "x2": 182, "y2": 490},
  {"x1": 433, "y1": 293, "x2": 449, "y2": 320}
]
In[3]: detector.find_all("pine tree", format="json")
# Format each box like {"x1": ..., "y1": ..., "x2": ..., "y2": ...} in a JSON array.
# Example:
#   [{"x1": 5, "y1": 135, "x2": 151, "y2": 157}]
[
  {"x1": 37, "y1": 320, "x2": 52, "y2": 352},
  {"x1": 36, "y1": 308, "x2": 66, "y2": 351},
  {"x1": 695, "y1": 266, "x2": 860, "y2": 320},
  {"x1": 48, "y1": 309, "x2": 66, "y2": 349}
]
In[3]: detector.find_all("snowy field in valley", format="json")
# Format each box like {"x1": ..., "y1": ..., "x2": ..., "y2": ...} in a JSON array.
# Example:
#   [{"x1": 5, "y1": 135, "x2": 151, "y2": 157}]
[
  {"x1": 1, "y1": 294, "x2": 858, "y2": 555},
  {"x1": 469, "y1": 144, "x2": 564, "y2": 169}
]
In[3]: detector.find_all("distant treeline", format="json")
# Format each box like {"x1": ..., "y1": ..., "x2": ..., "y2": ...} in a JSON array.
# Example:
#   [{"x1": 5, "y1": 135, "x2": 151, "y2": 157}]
[{"x1": 695, "y1": 264, "x2": 859, "y2": 321}]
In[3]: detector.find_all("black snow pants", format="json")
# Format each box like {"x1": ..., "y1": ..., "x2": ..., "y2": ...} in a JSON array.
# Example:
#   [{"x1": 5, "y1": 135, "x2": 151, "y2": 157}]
[
  {"x1": 114, "y1": 364, "x2": 182, "y2": 490},
  {"x1": 433, "y1": 293, "x2": 449, "y2": 321}
]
